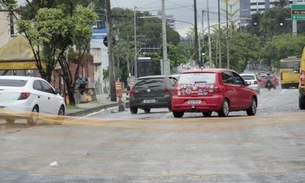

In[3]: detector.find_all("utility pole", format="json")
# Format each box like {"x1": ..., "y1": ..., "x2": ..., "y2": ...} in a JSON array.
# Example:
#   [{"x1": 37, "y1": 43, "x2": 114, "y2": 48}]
[
  {"x1": 207, "y1": 0, "x2": 212, "y2": 67},
  {"x1": 193, "y1": 0, "x2": 199, "y2": 66},
  {"x1": 293, "y1": 0, "x2": 297, "y2": 36},
  {"x1": 162, "y1": 0, "x2": 170, "y2": 75},
  {"x1": 105, "y1": 0, "x2": 116, "y2": 102},
  {"x1": 134, "y1": 6, "x2": 138, "y2": 78},
  {"x1": 200, "y1": 10, "x2": 204, "y2": 66},
  {"x1": 218, "y1": 0, "x2": 222, "y2": 68},
  {"x1": 225, "y1": 0, "x2": 230, "y2": 68}
]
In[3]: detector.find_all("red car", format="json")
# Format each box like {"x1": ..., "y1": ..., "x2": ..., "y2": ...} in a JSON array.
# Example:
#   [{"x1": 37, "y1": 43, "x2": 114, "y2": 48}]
[{"x1": 171, "y1": 69, "x2": 258, "y2": 118}]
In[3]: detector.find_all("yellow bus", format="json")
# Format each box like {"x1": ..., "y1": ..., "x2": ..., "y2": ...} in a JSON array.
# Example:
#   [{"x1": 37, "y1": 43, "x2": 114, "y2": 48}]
[{"x1": 280, "y1": 57, "x2": 300, "y2": 89}]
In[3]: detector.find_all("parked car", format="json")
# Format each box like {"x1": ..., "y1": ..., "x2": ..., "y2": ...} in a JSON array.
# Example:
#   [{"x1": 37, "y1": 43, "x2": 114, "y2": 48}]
[
  {"x1": 129, "y1": 75, "x2": 177, "y2": 114},
  {"x1": 0, "y1": 76, "x2": 66, "y2": 125},
  {"x1": 171, "y1": 74, "x2": 181, "y2": 80},
  {"x1": 171, "y1": 69, "x2": 257, "y2": 118},
  {"x1": 240, "y1": 73, "x2": 261, "y2": 94}
]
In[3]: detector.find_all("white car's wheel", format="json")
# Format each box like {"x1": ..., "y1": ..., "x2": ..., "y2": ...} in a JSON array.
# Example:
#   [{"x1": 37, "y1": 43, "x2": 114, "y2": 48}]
[
  {"x1": 27, "y1": 106, "x2": 39, "y2": 126},
  {"x1": 54, "y1": 105, "x2": 65, "y2": 125}
]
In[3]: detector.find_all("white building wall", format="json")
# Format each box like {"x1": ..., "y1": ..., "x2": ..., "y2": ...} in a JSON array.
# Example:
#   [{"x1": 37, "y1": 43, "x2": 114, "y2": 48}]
[
  {"x1": 90, "y1": 31, "x2": 109, "y2": 94},
  {"x1": 0, "y1": 11, "x2": 11, "y2": 48}
]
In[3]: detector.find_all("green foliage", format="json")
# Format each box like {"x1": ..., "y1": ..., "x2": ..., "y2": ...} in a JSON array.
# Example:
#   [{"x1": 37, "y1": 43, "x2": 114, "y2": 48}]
[
  {"x1": 261, "y1": 34, "x2": 305, "y2": 68},
  {"x1": 0, "y1": 0, "x2": 17, "y2": 9},
  {"x1": 229, "y1": 32, "x2": 262, "y2": 72}
]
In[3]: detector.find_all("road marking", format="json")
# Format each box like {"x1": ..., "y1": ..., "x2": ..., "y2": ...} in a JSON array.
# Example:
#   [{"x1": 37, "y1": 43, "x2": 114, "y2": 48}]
[
  {"x1": 85, "y1": 107, "x2": 118, "y2": 117},
  {"x1": 280, "y1": 89, "x2": 287, "y2": 94}
]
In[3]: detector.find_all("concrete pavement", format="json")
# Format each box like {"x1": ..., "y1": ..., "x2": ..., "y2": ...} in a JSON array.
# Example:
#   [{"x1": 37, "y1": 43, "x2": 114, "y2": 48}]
[{"x1": 66, "y1": 93, "x2": 129, "y2": 116}]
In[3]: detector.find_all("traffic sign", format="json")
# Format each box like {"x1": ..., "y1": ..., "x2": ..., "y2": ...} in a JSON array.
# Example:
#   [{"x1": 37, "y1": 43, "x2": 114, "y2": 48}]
[
  {"x1": 291, "y1": 5, "x2": 305, "y2": 20},
  {"x1": 103, "y1": 36, "x2": 115, "y2": 47}
]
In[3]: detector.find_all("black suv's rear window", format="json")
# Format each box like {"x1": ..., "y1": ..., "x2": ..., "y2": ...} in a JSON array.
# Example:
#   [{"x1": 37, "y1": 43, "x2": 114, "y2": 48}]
[
  {"x1": 134, "y1": 77, "x2": 165, "y2": 88},
  {"x1": 0, "y1": 79, "x2": 27, "y2": 87}
]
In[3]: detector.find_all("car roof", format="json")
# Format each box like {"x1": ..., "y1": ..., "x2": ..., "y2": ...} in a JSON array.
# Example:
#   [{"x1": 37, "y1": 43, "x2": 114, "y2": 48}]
[
  {"x1": 0, "y1": 75, "x2": 40, "y2": 80},
  {"x1": 181, "y1": 68, "x2": 236, "y2": 74},
  {"x1": 138, "y1": 75, "x2": 169, "y2": 79},
  {"x1": 240, "y1": 73, "x2": 256, "y2": 76}
]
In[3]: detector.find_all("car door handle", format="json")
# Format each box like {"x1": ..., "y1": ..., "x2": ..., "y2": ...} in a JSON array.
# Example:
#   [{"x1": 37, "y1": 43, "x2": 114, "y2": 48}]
[
  {"x1": 38, "y1": 96, "x2": 40, "y2": 98},
  {"x1": 48, "y1": 97, "x2": 50, "y2": 100}
]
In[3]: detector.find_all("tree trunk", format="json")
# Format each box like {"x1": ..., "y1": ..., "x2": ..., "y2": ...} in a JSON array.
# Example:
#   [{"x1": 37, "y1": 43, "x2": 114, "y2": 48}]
[{"x1": 67, "y1": 82, "x2": 76, "y2": 106}]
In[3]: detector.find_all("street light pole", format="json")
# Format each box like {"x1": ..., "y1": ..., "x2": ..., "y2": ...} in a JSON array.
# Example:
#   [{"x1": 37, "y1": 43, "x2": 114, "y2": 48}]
[
  {"x1": 134, "y1": 6, "x2": 138, "y2": 79},
  {"x1": 207, "y1": 0, "x2": 212, "y2": 67},
  {"x1": 226, "y1": 0, "x2": 230, "y2": 68},
  {"x1": 161, "y1": 0, "x2": 170, "y2": 75},
  {"x1": 218, "y1": 0, "x2": 222, "y2": 68},
  {"x1": 193, "y1": 0, "x2": 199, "y2": 65}
]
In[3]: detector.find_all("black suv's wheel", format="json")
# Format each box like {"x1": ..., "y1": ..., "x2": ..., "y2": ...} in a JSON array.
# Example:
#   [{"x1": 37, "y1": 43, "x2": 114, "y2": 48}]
[
  {"x1": 27, "y1": 105, "x2": 39, "y2": 126},
  {"x1": 218, "y1": 99, "x2": 230, "y2": 117},
  {"x1": 130, "y1": 107, "x2": 138, "y2": 114},
  {"x1": 246, "y1": 98, "x2": 257, "y2": 116},
  {"x1": 202, "y1": 112, "x2": 212, "y2": 117},
  {"x1": 144, "y1": 108, "x2": 151, "y2": 113},
  {"x1": 172, "y1": 111, "x2": 184, "y2": 118}
]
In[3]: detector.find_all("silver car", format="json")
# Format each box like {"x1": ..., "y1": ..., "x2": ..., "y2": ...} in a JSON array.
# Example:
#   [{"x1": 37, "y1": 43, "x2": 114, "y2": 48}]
[{"x1": 240, "y1": 73, "x2": 261, "y2": 94}]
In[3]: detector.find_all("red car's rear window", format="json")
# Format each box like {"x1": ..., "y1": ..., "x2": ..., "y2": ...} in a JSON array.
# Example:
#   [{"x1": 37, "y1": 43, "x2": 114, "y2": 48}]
[{"x1": 178, "y1": 73, "x2": 216, "y2": 84}]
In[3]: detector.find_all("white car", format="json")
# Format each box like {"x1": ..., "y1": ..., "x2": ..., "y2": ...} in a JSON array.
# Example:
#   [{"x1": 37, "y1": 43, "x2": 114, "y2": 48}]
[
  {"x1": 240, "y1": 73, "x2": 261, "y2": 94},
  {"x1": 0, "y1": 76, "x2": 66, "y2": 125}
]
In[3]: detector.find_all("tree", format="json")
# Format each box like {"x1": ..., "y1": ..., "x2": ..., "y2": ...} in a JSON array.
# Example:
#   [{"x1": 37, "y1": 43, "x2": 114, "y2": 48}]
[
  {"x1": 58, "y1": 5, "x2": 97, "y2": 105},
  {"x1": 6, "y1": 0, "x2": 97, "y2": 105},
  {"x1": 261, "y1": 34, "x2": 305, "y2": 68}
]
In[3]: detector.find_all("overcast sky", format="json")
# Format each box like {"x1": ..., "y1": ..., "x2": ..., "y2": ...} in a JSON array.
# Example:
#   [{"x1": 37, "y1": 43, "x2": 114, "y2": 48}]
[
  {"x1": 112, "y1": 0, "x2": 239, "y2": 37},
  {"x1": 17, "y1": 0, "x2": 239, "y2": 37}
]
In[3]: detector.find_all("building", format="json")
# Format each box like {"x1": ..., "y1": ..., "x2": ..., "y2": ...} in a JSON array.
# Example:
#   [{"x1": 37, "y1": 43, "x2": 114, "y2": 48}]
[
  {"x1": 239, "y1": 0, "x2": 293, "y2": 27},
  {"x1": 0, "y1": 10, "x2": 17, "y2": 49},
  {"x1": 90, "y1": 21, "x2": 109, "y2": 95}
]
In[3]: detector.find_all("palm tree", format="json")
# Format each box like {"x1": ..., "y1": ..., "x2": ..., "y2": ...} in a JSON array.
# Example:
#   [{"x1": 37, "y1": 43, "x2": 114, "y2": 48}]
[{"x1": 274, "y1": 0, "x2": 287, "y2": 8}]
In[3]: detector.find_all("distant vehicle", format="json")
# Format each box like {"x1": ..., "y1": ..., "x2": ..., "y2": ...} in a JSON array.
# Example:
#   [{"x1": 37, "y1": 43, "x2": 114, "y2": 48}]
[
  {"x1": 129, "y1": 75, "x2": 177, "y2": 114},
  {"x1": 171, "y1": 74, "x2": 181, "y2": 81},
  {"x1": 171, "y1": 69, "x2": 257, "y2": 118},
  {"x1": 259, "y1": 74, "x2": 278, "y2": 89},
  {"x1": 280, "y1": 57, "x2": 300, "y2": 89},
  {"x1": 0, "y1": 76, "x2": 66, "y2": 125},
  {"x1": 295, "y1": 48, "x2": 305, "y2": 109},
  {"x1": 240, "y1": 73, "x2": 261, "y2": 94}
]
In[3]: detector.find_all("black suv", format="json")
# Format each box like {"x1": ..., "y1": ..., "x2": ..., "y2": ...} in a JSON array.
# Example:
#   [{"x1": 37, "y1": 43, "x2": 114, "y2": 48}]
[{"x1": 129, "y1": 75, "x2": 177, "y2": 114}]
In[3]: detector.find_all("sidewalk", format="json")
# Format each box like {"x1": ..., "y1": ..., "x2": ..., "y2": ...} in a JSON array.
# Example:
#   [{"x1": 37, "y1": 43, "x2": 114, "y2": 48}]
[{"x1": 66, "y1": 93, "x2": 129, "y2": 116}]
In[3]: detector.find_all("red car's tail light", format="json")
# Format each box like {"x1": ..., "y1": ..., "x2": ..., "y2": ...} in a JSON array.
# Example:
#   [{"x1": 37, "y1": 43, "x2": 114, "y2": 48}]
[
  {"x1": 129, "y1": 89, "x2": 135, "y2": 97},
  {"x1": 18, "y1": 92, "x2": 31, "y2": 100},
  {"x1": 164, "y1": 88, "x2": 170, "y2": 94},
  {"x1": 210, "y1": 84, "x2": 221, "y2": 94}
]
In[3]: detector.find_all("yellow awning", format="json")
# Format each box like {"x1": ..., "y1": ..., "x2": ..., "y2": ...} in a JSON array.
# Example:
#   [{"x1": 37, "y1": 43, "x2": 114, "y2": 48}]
[{"x1": 0, "y1": 35, "x2": 45, "y2": 70}]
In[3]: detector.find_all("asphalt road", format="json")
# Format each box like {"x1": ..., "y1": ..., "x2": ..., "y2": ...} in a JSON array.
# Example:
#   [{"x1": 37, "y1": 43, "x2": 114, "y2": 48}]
[
  {"x1": 1, "y1": 87, "x2": 305, "y2": 183},
  {"x1": 88, "y1": 86, "x2": 300, "y2": 119}
]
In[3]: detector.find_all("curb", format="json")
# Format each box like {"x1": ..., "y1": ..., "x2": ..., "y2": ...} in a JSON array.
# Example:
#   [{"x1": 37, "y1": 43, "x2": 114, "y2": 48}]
[{"x1": 66, "y1": 102, "x2": 130, "y2": 117}]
